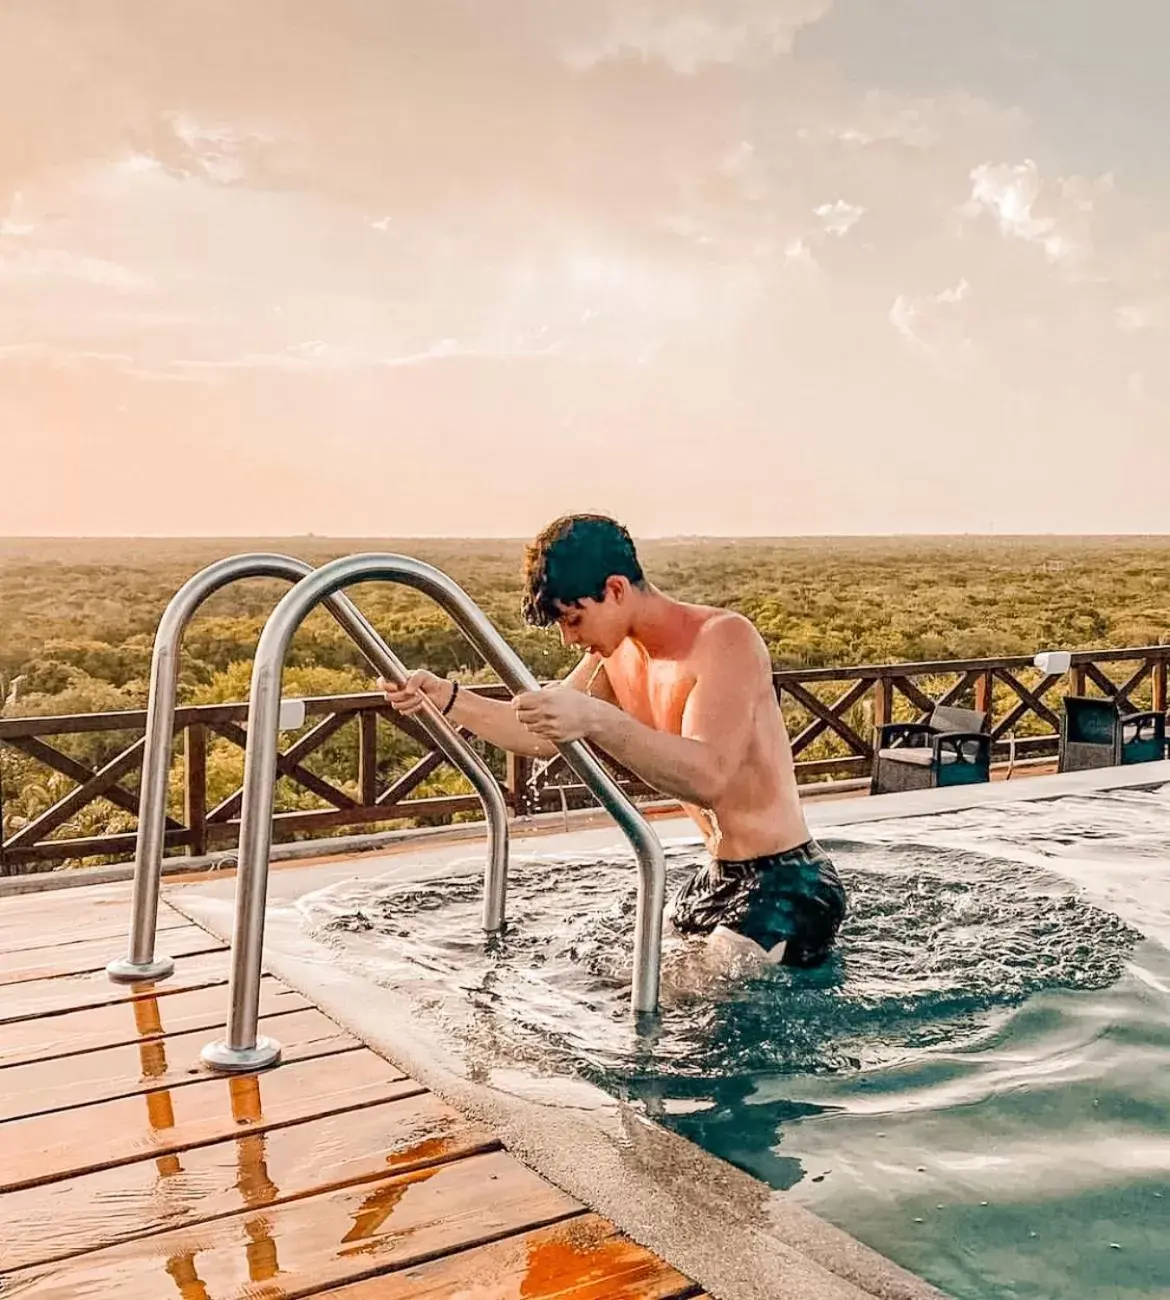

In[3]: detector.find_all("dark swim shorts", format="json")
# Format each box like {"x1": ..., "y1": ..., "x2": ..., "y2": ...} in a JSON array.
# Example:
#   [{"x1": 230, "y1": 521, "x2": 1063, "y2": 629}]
[{"x1": 668, "y1": 839, "x2": 847, "y2": 968}]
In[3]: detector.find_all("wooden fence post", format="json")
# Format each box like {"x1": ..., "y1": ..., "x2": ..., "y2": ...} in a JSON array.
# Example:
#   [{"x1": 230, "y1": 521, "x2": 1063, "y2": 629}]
[
  {"x1": 1068, "y1": 664, "x2": 1086, "y2": 697},
  {"x1": 506, "y1": 752, "x2": 532, "y2": 816},
  {"x1": 1153, "y1": 658, "x2": 1167, "y2": 715},
  {"x1": 184, "y1": 723, "x2": 207, "y2": 858},
  {"x1": 871, "y1": 676, "x2": 892, "y2": 772},
  {"x1": 974, "y1": 670, "x2": 995, "y2": 725},
  {"x1": 359, "y1": 709, "x2": 379, "y2": 807}
]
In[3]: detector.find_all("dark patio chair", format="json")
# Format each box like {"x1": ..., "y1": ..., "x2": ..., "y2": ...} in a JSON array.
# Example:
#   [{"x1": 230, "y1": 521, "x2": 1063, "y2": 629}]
[
  {"x1": 1057, "y1": 696, "x2": 1166, "y2": 772},
  {"x1": 870, "y1": 704, "x2": 991, "y2": 795}
]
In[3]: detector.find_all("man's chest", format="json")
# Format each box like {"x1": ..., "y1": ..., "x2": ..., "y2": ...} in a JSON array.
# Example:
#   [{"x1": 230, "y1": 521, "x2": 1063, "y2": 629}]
[{"x1": 605, "y1": 654, "x2": 696, "y2": 732}]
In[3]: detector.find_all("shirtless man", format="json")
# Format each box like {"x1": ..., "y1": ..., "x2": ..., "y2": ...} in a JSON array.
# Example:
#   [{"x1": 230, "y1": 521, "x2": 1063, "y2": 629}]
[{"x1": 378, "y1": 514, "x2": 846, "y2": 967}]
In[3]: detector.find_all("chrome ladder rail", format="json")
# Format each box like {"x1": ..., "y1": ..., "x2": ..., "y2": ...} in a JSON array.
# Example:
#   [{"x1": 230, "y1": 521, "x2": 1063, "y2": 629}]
[
  {"x1": 107, "y1": 553, "x2": 508, "y2": 985},
  {"x1": 202, "y1": 552, "x2": 666, "y2": 1073}
]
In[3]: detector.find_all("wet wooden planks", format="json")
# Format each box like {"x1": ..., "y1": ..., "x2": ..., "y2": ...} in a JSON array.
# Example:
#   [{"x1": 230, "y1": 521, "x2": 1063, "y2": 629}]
[
  {"x1": 0, "y1": 882, "x2": 705, "y2": 1300},
  {"x1": 0, "y1": 881, "x2": 142, "y2": 950},
  {"x1": 3, "y1": 1043, "x2": 420, "y2": 1193},
  {"x1": 4, "y1": 1149, "x2": 584, "y2": 1298},
  {"x1": 0, "y1": 976, "x2": 309, "y2": 1069},
  {"x1": 0, "y1": 1092, "x2": 500, "y2": 1272},
  {"x1": 0, "y1": 922, "x2": 226, "y2": 986},
  {"x1": 0, "y1": 1005, "x2": 360, "y2": 1122},
  {"x1": 314, "y1": 1214, "x2": 701, "y2": 1299},
  {"x1": 1, "y1": 948, "x2": 232, "y2": 1023}
]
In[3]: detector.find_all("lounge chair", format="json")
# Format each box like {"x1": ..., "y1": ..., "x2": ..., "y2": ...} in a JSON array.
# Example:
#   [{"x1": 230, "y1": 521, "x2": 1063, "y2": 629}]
[
  {"x1": 1057, "y1": 695, "x2": 1166, "y2": 772},
  {"x1": 870, "y1": 704, "x2": 991, "y2": 795}
]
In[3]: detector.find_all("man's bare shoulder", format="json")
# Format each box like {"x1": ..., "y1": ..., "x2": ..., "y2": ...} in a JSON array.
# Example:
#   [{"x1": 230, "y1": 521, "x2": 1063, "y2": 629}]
[{"x1": 693, "y1": 609, "x2": 772, "y2": 671}]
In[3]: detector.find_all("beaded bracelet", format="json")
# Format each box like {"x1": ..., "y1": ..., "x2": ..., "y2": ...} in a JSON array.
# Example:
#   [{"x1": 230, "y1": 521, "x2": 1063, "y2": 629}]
[{"x1": 440, "y1": 680, "x2": 459, "y2": 716}]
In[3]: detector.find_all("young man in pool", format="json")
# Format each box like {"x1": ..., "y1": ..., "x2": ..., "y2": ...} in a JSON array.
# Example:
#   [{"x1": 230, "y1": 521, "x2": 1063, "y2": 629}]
[{"x1": 378, "y1": 513, "x2": 846, "y2": 968}]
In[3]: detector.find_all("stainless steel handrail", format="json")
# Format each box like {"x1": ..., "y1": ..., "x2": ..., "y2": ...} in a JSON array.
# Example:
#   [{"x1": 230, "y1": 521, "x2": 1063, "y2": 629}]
[
  {"x1": 201, "y1": 553, "x2": 666, "y2": 1073},
  {"x1": 107, "y1": 553, "x2": 508, "y2": 985}
]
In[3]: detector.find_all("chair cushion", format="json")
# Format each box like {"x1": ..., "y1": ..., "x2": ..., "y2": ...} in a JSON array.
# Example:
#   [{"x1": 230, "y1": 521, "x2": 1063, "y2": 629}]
[
  {"x1": 930, "y1": 705, "x2": 986, "y2": 734},
  {"x1": 878, "y1": 747, "x2": 957, "y2": 767}
]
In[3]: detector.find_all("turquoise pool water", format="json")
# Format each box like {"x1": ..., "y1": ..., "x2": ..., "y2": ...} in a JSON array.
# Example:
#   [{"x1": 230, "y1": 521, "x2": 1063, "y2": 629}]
[{"x1": 301, "y1": 783, "x2": 1170, "y2": 1299}]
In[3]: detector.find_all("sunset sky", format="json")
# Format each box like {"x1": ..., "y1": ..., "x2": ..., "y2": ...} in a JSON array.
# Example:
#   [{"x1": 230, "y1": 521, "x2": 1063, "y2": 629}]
[{"x1": 2, "y1": 1, "x2": 1168, "y2": 537}]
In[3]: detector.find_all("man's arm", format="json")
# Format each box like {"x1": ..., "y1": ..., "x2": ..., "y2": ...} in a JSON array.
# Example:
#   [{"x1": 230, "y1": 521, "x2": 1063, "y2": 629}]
[
  {"x1": 576, "y1": 615, "x2": 771, "y2": 807},
  {"x1": 447, "y1": 651, "x2": 616, "y2": 758}
]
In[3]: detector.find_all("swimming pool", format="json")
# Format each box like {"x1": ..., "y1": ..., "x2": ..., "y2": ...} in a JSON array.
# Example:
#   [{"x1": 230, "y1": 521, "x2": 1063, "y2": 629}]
[{"x1": 176, "y1": 771, "x2": 1170, "y2": 1299}]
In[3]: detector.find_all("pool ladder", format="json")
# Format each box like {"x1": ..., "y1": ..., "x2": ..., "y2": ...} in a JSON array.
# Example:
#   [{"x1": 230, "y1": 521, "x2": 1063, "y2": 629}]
[
  {"x1": 107, "y1": 553, "x2": 510, "y2": 985},
  {"x1": 110, "y1": 553, "x2": 667, "y2": 1075}
]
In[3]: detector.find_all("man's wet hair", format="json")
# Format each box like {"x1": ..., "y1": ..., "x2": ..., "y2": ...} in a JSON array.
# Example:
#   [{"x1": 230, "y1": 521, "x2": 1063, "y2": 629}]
[{"x1": 521, "y1": 514, "x2": 646, "y2": 627}]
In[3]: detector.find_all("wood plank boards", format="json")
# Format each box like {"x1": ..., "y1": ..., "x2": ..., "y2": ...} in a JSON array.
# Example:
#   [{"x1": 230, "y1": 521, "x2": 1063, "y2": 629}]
[
  {"x1": 0, "y1": 977, "x2": 309, "y2": 1070},
  {"x1": 0, "y1": 889, "x2": 708, "y2": 1300},
  {"x1": 0, "y1": 1091, "x2": 499, "y2": 1272},
  {"x1": 1, "y1": 949, "x2": 231, "y2": 1023},
  {"x1": 4, "y1": 1149, "x2": 582, "y2": 1300},
  {"x1": 0, "y1": 883, "x2": 135, "y2": 952},
  {"x1": 0, "y1": 1006, "x2": 358, "y2": 1123},
  {"x1": 314, "y1": 1213, "x2": 700, "y2": 1300},
  {"x1": 0, "y1": 1048, "x2": 418, "y2": 1193},
  {"x1": 0, "y1": 923, "x2": 224, "y2": 986},
  {"x1": 0, "y1": 910, "x2": 188, "y2": 958}
]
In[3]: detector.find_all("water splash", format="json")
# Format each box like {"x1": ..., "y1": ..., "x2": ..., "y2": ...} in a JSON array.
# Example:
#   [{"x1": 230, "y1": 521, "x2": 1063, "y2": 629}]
[{"x1": 300, "y1": 839, "x2": 1141, "y2": 1085}]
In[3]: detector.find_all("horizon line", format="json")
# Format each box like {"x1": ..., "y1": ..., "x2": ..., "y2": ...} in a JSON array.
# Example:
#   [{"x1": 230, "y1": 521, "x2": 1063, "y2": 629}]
[{"x1": 5, "y1": 531, "x2": 1170, "y2": 543}]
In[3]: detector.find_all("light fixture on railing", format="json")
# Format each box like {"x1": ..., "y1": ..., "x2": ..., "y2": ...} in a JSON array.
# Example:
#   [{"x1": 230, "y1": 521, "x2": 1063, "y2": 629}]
[{"x1": 1003, "y1": 651, "x2": 1074, "y2": 782}]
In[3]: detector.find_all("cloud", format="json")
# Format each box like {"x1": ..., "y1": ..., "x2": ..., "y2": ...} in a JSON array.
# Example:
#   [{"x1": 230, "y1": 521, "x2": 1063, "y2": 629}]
[
  {"x1": 1115, "y1": 303, "x2": 1166, "y2": 332},
  {"x1": 164, "y1": 111, "x2": 275, "y2": 184},
  {"x1": 889, "y1": 278, "x2": 972, "y2": 370},
  {"x1": 564, "y1": 1, "x2": 834, "y2": 73},
  {"x1": 967, "y1": 160, "x2": 1058, "y2": 250},
  {"x1": 815, "y1": 199, "x2": 865, "y2": 236},
  {"x1": 964, "y1": 160, "x2": 1112, "y2": 268},
  {"x1": 0, "y1": 247, "x2": 151, "y2": 292},
  {"x1": 0, "y1": 341, "x2": 135, "y2": 365},
  {"x1": 0, "y1": 191, "x2": 35, "y2": 235},
  {"x1": 163, "y1": 337, "x2": 561, "y2": 377},
  {"x1": 784, "y1": 237, "x2": 817, "y2": 270}
]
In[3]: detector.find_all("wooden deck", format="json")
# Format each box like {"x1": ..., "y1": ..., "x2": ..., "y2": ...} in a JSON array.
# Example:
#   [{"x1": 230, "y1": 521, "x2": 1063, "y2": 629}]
[{"x1": 0, "y1": 881, "x2": 708, "y2": 1299}]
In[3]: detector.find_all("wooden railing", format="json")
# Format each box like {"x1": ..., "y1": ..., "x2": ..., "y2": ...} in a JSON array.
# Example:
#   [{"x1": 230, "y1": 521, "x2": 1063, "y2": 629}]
[
  {"x1": 2, "y1": 644, "x2": 1168, "y2": 873},
  {"x1": 772, "y1": 645, "x2": 1169, "y2": 781}
]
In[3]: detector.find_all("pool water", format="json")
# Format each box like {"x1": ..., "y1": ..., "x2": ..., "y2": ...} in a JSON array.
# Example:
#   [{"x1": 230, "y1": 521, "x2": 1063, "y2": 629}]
[{"x1": 299, "y1": 784, "x2": 1170, "y2": 1300}]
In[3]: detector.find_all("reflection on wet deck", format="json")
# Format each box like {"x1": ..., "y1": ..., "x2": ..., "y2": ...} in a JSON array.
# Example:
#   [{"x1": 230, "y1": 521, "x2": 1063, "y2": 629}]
[{"x1": 0, "y1": 882, "x2": 704, "y2": 1299}]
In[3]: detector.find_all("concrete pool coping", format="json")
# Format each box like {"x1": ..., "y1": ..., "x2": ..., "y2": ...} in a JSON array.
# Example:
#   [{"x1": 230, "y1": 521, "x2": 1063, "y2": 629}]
[
  {"x1": 803, "y1": 758, "x2": 1170, "y2": 830},
  {"x1": 170, "y1": 760, "x2": 1170, "y2": 1300}
]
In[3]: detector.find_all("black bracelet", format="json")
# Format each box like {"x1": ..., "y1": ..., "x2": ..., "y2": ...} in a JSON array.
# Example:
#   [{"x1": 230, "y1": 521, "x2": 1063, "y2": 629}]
[{"x1": 440, "y1": 680, "x2": 459, "y2": 716}]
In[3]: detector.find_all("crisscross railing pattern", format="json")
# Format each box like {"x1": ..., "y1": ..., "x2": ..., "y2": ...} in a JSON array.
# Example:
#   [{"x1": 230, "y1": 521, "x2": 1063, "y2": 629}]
[
  {"x1": 4, "y1": 644, "x2": 1169, "y2": 873},
  {"x1": 773, "y1": 645, "x2": 1170, "y2": 782}
]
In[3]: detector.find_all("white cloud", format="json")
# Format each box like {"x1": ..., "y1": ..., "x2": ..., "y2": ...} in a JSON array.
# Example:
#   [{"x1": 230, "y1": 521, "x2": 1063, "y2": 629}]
[
  {"x1": 964, "y1": 160, "x2": 1109, "y2": 267},
  {"x1": 165, "y1": 112, "x2": 275, "y2": 184},
  {"x1": 114, "y1": 152, "x2": 165, "y2": 178},
  {"x1": 967, "y1": 160, "x2": 1056, "y2": 246},
  {"x1": 784, "y1": 237, "x2": 817, "y2": 269},
  {"x1": 0, "y1": 248, "x2": 151, "y2": 292},
  {"x1": 827, "y1": 102, "x2": 938, "y2": 150},
  {"x1": 719, "y1": 140, "x2": 768, "y2": 201},
  {"x1": 0, "y1": 191, "x2": 35, "y2": 236},
  {"x1": 564, "y1": 1, "x2": 834, "y2": 73},
  {"x1": 937, "y1": 279, "x2": 970, "y2": 305},
  {"x1": 166, "y1": 338, "x2": 560, "y2": 376},
  {"x1": 890, "y1": 278, "x2": 971, "y2": 370},
  {"x1": 0, "y1": 342, "x2": 135, "y2": 365},
  {"x1": 815, "y1": 199, "x2": 866, "y2": 237}
]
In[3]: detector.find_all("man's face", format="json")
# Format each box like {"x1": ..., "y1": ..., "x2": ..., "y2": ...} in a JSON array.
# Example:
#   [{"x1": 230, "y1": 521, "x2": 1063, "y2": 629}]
[{"x1": 555, "y1": 591, "x2": 619, "y2": 656}]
